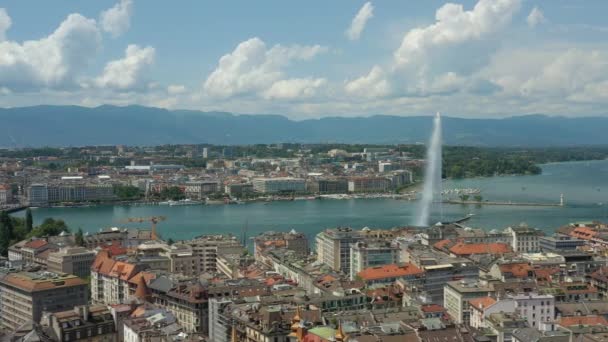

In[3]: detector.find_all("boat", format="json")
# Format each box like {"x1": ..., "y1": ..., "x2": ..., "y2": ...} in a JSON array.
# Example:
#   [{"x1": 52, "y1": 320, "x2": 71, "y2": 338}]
[{"x1": 167, "y1": 199, "x2": 204, "y2": 206}]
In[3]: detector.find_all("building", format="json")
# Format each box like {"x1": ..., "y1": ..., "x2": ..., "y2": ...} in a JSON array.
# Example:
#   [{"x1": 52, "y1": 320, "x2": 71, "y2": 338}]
[
  {"x1": 0, "y1": 184, "x2": 12, "y2": 204},
  {"x1": 47, "y1": 247, "x2": 96, "y2": 278},
  {"x1": 347, "y1": 177, "x2": 390, "y2": 193},
  {"x1": 505, "y1": 224, "x2": 543, "y2": 253},
  {"x1": 539, "y1": 234, "x2": 585, "y2": 251},
  {"x1": 307, "y1": 178, "x2": 348, "y2": 194},
  {"x1": 184, "y1": 181, "x2": 220, "y2": 199},
  {"x1": 349, "y1": 241, "x2": 399, "y2": 280},
  {"x1": 225, "y1": 183, "x2": 254, "y2": 197},
  {"x1": 510, "y1": 292, "x2": 555, "y2": 328},
  {"x1": 27, "y1": 184, "x2": 49, "y2": 206},
  {"x1": 0, "y1": 271, "x2": 89, "y2": 331},
  {"x1": 356, "y1": 263, "x2": 424, "y2": 286},
  {"x1": 90, "y1": 251, "x2": 147, "y2": 305},
  {"x1": 315, "y1": 227, "x2": 364, "y2": 274},
  {"x1": 45, "y1": 305, "x2": 117, "y2": 342},
  {"x1": 208, "y1": 298, "x2": 233, "y2": 342},
  {"x1": 252, "y1": 177, "x2": 306, "y2": 194},
  {"x1": 184, "y1": 235, "x2": 244, "y2": 274},
  {"x1": 254, "y1": 230, "x2": 309, "y2": 259},
  {"x1": 469, "y1": 297, "x2": 516, "y2": 329},
  {"x1": 444, "y1": 278, "x2": 496, "y2": 325}
]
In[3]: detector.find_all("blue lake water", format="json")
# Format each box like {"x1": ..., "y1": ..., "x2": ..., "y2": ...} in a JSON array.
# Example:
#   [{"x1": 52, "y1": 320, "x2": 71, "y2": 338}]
[{"x1": 15, "y1": 160, "x2": 608, "y2": 240}]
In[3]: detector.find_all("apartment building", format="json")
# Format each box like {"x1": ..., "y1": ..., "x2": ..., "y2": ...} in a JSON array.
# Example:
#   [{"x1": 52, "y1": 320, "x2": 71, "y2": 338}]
[
  {"x1": 315, "y1": 227, "x2": 364, "y2": 275},
  {"x1": 252, "y1": 177, "x2": 306, "y2": 193},
  {"x1": 0, "y1": 184, "x2": 12, "y2": 204},
  {"x1": 347, "y1": 177, "x2": 390, "y2": 193},
  {"x1": 444, "y1": 278, "x2": 497, "y2": 325},
  {"x1": 0, "y1": 271, "x2": 88, "y2": 331},
  {"x1": 47, "y1": 247, "x2": 96, "y2": 278},
  {"x1": 349, "y1": 241, "x2": 400, "y2": 280}
]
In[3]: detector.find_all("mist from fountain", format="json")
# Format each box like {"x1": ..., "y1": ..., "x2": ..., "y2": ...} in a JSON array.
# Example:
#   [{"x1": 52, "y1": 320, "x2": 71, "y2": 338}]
[{"x1": 415, "y1": 112, "x2": 443, "y2": 227}]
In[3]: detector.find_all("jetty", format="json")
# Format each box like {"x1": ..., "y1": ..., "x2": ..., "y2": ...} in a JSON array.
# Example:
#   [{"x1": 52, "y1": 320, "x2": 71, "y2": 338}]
[{"x1": 443, "y1": 194, "x2": 565, "y2": 208}]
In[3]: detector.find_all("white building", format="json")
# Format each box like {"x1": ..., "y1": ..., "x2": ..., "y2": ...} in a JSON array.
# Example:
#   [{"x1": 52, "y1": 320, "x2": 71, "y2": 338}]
[
  {"x1": 505, "y1": 224, "x2": 543, "y2": 253},
  {"x1": 252, "y1": 177, "x2": 306, "y2": 193},
  {"x1": 349, "y1": 241, "x2": 399, "y2": 280},
  {"x1": 0, "y1": 184, "x2": 12, "y2": 205},
  {"x1": 469, "y1": 297, "x2": 516, "y2": 329},
  {"x1": 509, "y1": 292, "x2": 555, "y2": 328}
]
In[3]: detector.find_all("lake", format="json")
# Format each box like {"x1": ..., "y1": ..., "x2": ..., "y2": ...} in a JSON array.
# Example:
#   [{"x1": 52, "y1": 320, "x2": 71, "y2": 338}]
[{"x1": 15, "y1": 160, "x2": 608, "y2": 240}]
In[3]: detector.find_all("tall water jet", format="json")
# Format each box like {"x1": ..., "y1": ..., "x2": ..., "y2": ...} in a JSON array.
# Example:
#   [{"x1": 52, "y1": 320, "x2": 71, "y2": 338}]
[{"x1": 415, "y1": 112, "x2": 443, "y2": 227}]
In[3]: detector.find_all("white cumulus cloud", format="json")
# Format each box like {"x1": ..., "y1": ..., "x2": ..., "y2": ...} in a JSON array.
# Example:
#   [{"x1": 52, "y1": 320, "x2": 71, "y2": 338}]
[
  {"x1": 262, "y1": 78, "x2": 327, "y2": 100},
  {"x1": 346, "y1": 0, "x2": 521, "y2": 99},
  {"x1": 394, "y1": 0, "x2": 521, "y2": 67},
  {"x1": 0, "y1": 8, "x2": 11, "y2": 41},
  {"x1": 167, "y1": 84, "x2": 187, "y2": 95},
  {"x1": 346, "y1": 2, "x2": 374, "y2": 41},
  {"x1": 0, "y1": 13, "x2": 101, "y2": 90},
  {"x1": 203, "y1": 37, "x2": 327, "y2": 99},
  {"x1": 526, "y1": 7, "x2": 546, "y2": 28},
  {"x1": 95, "y1": 44, "x2": 155, "y2": 90},
  {"x1": 100, "y1": 0, "x2": 133, "y2": 37},
  {"x1": 344, "y1": 65, "x2": 391, "y2": 98}
]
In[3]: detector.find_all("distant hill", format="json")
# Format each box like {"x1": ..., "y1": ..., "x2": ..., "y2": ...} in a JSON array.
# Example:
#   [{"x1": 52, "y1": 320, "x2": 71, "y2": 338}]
[{"x1": 1, "y1": 105, "x2": 607, "y2": 147}]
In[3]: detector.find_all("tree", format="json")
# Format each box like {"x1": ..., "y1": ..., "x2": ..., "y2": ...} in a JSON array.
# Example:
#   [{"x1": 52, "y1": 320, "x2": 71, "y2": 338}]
[
  {"x1": 25, "y1": 208, "x2": 33, "y2": 233},
  {"x1": 167, "y1": 238, "x2": 175, "y2": 245},
  {"x1": 75, "y1": 228, "x2": 85, "y2": 246},
  {"x1": 459, "y1": 194, "x2": 470, "y2": 202},
  {"x1": 0, "y1": 211, "x2": 14, "y2": 242},
  {"x1": 0, "y1": 216, "x2": 11, "y2": 256},
  {"x1": 159, "y1": 186, "x2": 185, "y2": 201},
  {"x1": 28, "y1": 218, "x2": 69, "y2": 238},
  {"x1": 474, "y1": 195, "x2": 483, "y2": 202}
]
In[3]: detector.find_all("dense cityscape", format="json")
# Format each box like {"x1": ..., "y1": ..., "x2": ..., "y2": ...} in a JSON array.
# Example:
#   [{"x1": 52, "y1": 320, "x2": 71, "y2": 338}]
[{"x1": 3, "y1": 0, "x2": 608, "y2": 341}]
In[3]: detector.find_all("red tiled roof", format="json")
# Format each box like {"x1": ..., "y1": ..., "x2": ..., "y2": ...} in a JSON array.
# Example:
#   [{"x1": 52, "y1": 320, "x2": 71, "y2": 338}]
[
  {"x1": 498, "y1": 262, "x2": 532, "y2": 278},
  {"x1": 433, "y1": 239, "x2": 452, "y2": 250},
  {"x1": 570, "y1": 227, "x2": 598, "y2": 240},
  {"x1": 24, "y1": 239, "x2": 48, "y2": 249},
  {"x1": 357, "y1": 263, "x2": 424, "y2": 281},
  {"x1": 421, "y1": 304, "x2": 446, "y2": 313},
  {"x1": 449, "y1": 242, "x2": 511, "y2": 256},
  {"x1": 469, "y1": 297, "x2": 497, "y2": 311},
  {"x1": 559, "y1": 315, "x2": 608, "y2": 327}
]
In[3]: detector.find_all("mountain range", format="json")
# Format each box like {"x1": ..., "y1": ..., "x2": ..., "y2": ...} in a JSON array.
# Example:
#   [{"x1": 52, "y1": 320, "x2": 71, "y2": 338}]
[{"x1": 1, "y1": 105, "x2": 607, "y2": 147}]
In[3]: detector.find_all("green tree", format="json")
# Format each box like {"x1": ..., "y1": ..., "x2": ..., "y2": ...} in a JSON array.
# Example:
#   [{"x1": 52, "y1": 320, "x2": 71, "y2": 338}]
[
  {"x1": 75, "y1": 228, "x2": 85, "y2": 246},
  {"x1": 159, "y1": 186, "x2": 185, "y2": 201},
  {"x1": 0, "y1": 211, "x2": 14, "y2": 242},
  {"x1": 28, "y1": 218, "x2": 69, "y2": 238},
  {"x1": 474, "y1": 195, "x2": 483, "y2": 202},
  {"x1": 25, "y1": 208, "x2": 33, "y2": 233},
  {"x1": 0, "y1": 213, "x2": 13, "y2": 256},
  {"x1": 459, "y1": 194, "x2": 470, "y2": 202}
]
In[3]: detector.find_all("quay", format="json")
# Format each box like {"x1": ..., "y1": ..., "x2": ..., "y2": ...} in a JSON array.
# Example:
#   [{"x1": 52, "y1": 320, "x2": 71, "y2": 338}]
[
  {"x1": 444, "y1": 200, "x2": 563, "y2": 207},
  {"x1": 0, "y1": 205, "x2": 28, "y2": 213}
]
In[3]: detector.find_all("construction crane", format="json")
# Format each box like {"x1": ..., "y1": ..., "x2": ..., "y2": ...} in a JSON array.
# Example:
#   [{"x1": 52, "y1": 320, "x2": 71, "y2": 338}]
[{"x1": 121, "y1": 216, "x2": 166, "y2": 240}]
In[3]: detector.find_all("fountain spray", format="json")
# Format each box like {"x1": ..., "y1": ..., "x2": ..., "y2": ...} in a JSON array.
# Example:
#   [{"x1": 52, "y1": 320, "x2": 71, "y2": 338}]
[{"x1": 415, "y1": 112, "x2": 443, "y2": 227}]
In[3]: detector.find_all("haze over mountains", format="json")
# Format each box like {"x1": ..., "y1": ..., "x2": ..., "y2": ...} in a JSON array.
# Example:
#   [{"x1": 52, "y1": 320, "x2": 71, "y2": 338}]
[{"x1": 1, "y1": 105, "x2": 607, "y2": 147}]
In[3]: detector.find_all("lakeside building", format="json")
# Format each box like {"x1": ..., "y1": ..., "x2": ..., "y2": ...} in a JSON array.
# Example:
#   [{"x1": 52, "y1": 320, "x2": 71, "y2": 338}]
[
  {"x1": 0, "y1": 183, "x2": 12, "y2": 204},
  {"x1": 26, "y1": 182, "x2": 115, "y2": 206},
  {"x1": 306, "y1": 178, "x2": 348, "y2": 194},
  {"x1": 347, "y1": 177, "x2": 390, "y2": 193},
  {"x1": 184, "y1": 180, "x2": 220, "y2": 199},
  {"x1": 224, "y1": 182, "x2": 254, "y2": 197},
  {"x1": 0, "y1": 270, "x2": 89, "y2": 331},
  {"x1": 252, "y1": 177, "x2": 306, "y2": 193}
]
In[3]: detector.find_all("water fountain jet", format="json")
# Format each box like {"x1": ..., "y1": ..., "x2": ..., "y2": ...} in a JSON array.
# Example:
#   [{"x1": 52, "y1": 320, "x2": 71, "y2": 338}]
[{"x1": 415, "y1": 112, "x2": 443, "y2": 227}]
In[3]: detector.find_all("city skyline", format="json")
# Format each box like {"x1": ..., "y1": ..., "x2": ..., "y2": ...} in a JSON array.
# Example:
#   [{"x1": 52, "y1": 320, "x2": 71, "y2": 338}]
[{"x1": 1, "y1": 0, "x2": 608, "y2": 118}]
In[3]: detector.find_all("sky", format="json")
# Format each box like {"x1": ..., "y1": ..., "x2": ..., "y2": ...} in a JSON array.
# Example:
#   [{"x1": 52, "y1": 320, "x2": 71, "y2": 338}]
[{"x1": 1, "y1": 0, "x2": 607, "y2": 119}]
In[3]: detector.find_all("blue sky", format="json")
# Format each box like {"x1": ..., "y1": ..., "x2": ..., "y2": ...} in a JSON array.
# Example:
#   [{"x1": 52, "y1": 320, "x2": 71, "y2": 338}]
[{"x1": 1, "y1": 0, "x2": 607, "y2": 118}]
